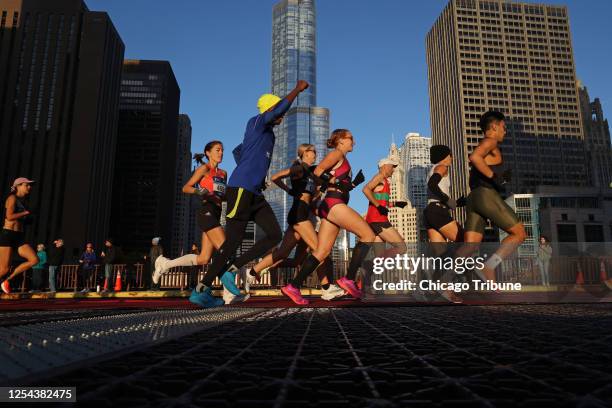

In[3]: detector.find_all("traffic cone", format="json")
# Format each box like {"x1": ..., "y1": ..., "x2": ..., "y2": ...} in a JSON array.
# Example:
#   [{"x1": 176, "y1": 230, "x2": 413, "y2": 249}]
[
  {"x1": 599, "y1": 260, "x2": 607, "y2": 282},
  {"x1": 103, "y1": 277, "x2": 109, "y2": 291},
  {"x1": 575, "y1": 268, "x2": 584, "y2": 285},
  {"x1": 114, "y1": 270, "x2": 122, "y2": 291}
]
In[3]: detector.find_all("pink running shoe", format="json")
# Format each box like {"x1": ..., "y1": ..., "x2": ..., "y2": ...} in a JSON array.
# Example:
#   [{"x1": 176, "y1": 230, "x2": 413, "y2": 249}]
[
  {"x1": 281, "y1": 283, "x2": 309, "y2": 305},
  {"x1": 1, "y1": 280, "x2": 11, "y2": 294},
  {"x1": 337, "y1": 277, "x2": 362, "y2": 299}
]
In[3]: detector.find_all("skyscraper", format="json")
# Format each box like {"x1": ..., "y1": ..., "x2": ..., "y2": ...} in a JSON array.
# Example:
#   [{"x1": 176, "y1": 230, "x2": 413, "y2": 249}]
[
  {"x1": 578, "y1": 82, "x2": 612, "y2": 189},
  {"x1": 427, "y1": 0, "x2": 590, "y2": 214},
  {"x1": 267, "y1": 0, "x2": 330, "y2": 231},
  {"x1": 110, "y1": 60, "x2": 180, "y2": 255},
  {"x1": 387, "y1": 144, "x2": 418, "y2": 243},
  {"x1": 398, "y1": 133, "x2": 431, "y2": 240},
  {"x1": 0, "y1": 0, "x2": 124, "y2": 252},
  {"x1": 171, "y1": 114, "x2": 192, "y2": 257}
]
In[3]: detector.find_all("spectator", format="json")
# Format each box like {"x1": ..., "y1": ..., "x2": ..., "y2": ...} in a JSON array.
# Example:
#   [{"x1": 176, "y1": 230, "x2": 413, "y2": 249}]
[
  {"x1": 537, "y1": 235, "x2": 553, "y2": 286},
  {"x1": 147, "y1": 237, "x2": 163, "y2": 289},
  {"x1": 100, "y1": 238, "x2": 118, "y2": 293},
  {"x1": 30, "y1": 243, "x2": 47, "y2": 292},
  {"x1": 47, "y1": 239, "x2": 64, "y2": 293},
  {"x1": 78, "y1": 243, "x2": 97, "y2": 293},
  {"x1": 189, "y1": 243, "x2": 200, "y2": 289}
]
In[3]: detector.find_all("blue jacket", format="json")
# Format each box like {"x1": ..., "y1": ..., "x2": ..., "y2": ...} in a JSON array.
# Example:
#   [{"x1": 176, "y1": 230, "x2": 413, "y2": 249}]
[
  {"x1": 80, "y1": 251, "x2": 97, "y2": 270},
  {"x1": 228, "y1": 98, "x2": 292, "y2": 194}
]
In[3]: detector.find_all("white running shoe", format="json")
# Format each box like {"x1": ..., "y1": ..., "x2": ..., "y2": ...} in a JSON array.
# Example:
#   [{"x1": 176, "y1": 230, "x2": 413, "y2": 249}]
[
  {"x1": 321, "y1": 284, "x2": 346, "y2": 301},
  {"x1": 152, "y1": 256, "x2": 167, "y2": 285},
  {"x1": 242, "y1": 268, "x2": 258, "y2": 292},
  {"x1": 222, "y1": 287, "x2": 250, "y2": 304}
]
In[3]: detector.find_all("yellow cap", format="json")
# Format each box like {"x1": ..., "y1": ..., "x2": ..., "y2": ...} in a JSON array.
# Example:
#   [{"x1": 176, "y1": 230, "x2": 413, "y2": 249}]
[{"x1": 257, "y1": 94, "x2": 281, "y2": 113}]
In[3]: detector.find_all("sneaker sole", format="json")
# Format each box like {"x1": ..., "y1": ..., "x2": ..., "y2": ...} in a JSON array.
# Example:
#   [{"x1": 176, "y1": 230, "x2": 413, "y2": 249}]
[
  {"x1": 337, "y1": 280, "x2": 362, "y2": 299},
  {"x1": 281, "y1": 287, "x2": 309, "y2": 305}
]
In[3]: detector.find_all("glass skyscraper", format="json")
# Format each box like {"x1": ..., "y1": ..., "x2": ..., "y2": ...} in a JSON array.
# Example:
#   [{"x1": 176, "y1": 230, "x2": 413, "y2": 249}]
[{"x1": 266, "y1": 0, "x2": 330, "y2": 231}]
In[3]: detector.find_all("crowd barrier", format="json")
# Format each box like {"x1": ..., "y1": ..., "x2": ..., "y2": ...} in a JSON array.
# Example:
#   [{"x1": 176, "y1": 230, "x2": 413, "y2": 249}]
[{"x1": 11, "y1": 255, "x2": 612, "y2": 293}]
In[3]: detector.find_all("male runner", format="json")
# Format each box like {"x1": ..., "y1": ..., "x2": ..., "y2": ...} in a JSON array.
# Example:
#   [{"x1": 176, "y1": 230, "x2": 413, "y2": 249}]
[{"x1": 192, "y1": 80, "x2": 310, "y2": 307}]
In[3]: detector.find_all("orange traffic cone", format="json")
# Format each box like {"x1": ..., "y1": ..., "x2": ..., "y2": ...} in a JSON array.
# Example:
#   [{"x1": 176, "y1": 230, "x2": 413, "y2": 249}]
[
  {"x1": 103, "y1": 277, "x2": 109, "y2": 291},
  {"x1": 114, "y1": 270, "x2": 122, "y2": 291},
  {"x1": 599, "y1": 260, "x2": 607, "y2": 282},
  {"x1": 575, "y1": 268, "x2": 584, "y2": 285}
]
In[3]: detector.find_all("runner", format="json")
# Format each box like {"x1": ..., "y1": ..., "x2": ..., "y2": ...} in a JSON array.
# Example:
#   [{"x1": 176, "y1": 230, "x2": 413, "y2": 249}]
[
  {"x1": 363, "y1": 156, "x2": 408, "y2": 256},
  {"x1": 424, "y1": 145, "x2": 465, "y2": 303},
  {"x1": 285, "y1": 129, "x2": 374, "y2": 303},
  {"x1": 191, "y1": 80, "x2": 310, "y2": 308},
  {"x1": 424, "y1": 145, "x2": 464, "y2": 243},
  {"x1": 152, "y1": 141, "x2": 242, "y2": 305},
  {"x1": 0, "y1": 178, "x2": 39, "y2": 294},
  {"x1": 464, "y1": 111, "x2": 526, "y2": 281},
  {"x1": 244, "y1": 144, "x2": 345, "y2": 305}
]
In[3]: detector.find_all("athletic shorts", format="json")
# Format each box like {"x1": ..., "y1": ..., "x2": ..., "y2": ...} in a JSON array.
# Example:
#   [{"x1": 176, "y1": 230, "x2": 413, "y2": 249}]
[
  {"x1": 197, "y1": 202, "x2": 222, "y2": 232},
  {"x1": 287, "y1": 200, "x2": 312, "y2": 226},
  {"x1": 465, "y1": 186, "x2": 520, "y2": 234},
  {"x1": 369, "y1": 221, "x2": 393, "y2": 236},
  {"x1": 0, "y1": 229, "x2": 25, "y2": 249},
  {"x1": 424, "y1": 202, "x2": 454, "y2": 231},
  {"x1": 225, "y1": 186, "x2": 272, "y2": 222},
  {"x1": 317, "y1": 190, "x2": 349, "y2": 220}
]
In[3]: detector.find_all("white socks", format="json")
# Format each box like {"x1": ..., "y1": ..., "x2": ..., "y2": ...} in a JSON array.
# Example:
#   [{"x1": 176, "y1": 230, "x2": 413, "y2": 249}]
[
  {"x1": 164, "y1": 254, "x2": 198, "y2": 271},
  {"x1": 484, "y1": 253, "x2": 503, "y2": 270}
]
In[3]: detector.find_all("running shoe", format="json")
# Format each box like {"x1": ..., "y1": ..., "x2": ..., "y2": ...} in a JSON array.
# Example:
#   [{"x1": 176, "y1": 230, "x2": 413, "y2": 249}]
[
  {"x1": 321, "y1": 284, "x2": 346, "y2": 301},
  {"x1": 281, "y1": 283, "x2": 309, "y2": 305},
  {"x1": 189, "y1": 288, "x2": 224, "y2": 308},
  {"x1": 1, "y1": 280, "x2": 10, "y2": 294},
  {"x1": 336, "y1": 276, "x2": 362, "y2": 299},
  {"x1": 242, "y1": 268, "x2": 259, "y2": 292},
  {"x1": 223, "y1": 287, "x2": 251, "y2": 305},
  {"x1": 152, "y1": 256, "x2": 167, "y2": 285},
  {"x1": 220, "y1": 271, "x2": 241, "y2": 296}
]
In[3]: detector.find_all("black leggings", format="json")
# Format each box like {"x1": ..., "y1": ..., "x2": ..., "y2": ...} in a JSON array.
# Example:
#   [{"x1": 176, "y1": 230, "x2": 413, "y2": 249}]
[{"x1": 201, "y1": 195, "x2": 282, "y2": 287}]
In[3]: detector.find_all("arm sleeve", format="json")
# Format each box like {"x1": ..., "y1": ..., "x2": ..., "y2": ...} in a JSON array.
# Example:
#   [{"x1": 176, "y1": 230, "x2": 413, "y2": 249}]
[
  {"x1": 289, "y1": 163, "x2": 305, "y2": 179},
  {"x1": 427, "y1": 173, "x2": 450, "y2": 203},
  {"x1": 261, "y1": 98, "x2": 292, "y2": 125}
]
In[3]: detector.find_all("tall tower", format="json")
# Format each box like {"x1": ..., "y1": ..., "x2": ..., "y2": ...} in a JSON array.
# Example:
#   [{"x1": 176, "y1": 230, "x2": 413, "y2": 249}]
[
  {"x1": 267, "y1": 0, "x2": 330, "y2": 231},
  {"x1": 0, "y1": 0, "x2": 124, "y2": 253},
  {"x1": 388, "y1": 144, "x2": 418, "y2": 243},
  {"x1": 399, "y1": 133, "x2": 431, "y2": 241},
  {"x1": 171, "y1": 114, "x2": 192, "y2": 257},
  {"x1": 427, "y1": 0, "x2": 590, "y2": 218},
  {"x1": 110, "y1": 60, "x2": 180, "y2": 255},
  {"x1": 578, "y1": 82, "x2": 612, "y2": 190}
]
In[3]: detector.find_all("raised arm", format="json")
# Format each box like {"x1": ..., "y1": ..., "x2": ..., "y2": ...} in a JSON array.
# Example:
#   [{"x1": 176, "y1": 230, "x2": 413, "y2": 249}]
[{"x1": 262, "y1": 80, "x2": 309, "y2": 125}]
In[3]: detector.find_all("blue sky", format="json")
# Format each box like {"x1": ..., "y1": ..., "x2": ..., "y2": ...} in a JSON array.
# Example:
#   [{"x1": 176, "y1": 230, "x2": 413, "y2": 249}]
[{"x1": 88, "y1": 0, "x2": 612, "y2": 212}]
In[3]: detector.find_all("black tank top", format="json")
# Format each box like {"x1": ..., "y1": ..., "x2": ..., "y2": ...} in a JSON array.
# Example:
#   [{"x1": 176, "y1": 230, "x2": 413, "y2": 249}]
[
  {"x1": 289, "y1": 161, "x2": 316, "y2": 197},
  {"x1": 469, "y1": 163, "x2": 504, "y2": 191},
  {"x1": 3, "y1": 194, "x2": 27, "y2": 223}
]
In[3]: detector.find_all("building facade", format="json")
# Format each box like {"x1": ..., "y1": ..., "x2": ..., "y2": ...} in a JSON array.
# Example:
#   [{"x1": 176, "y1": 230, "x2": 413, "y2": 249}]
[
  {"x1": 267, "y1": 0, "x2": 330, "y2": 231},
  {"x1": 110, "y1": 60, "x2": 180, "y2": 255},
  {"x1": 171, "y1": 114, "x2": 192, "y2": 257},
  {"x1": 427, "y1": 0, "x2": 590, "y2": 215},
  {"x1": 578, "y1": 82, "x2": 612, "y2": 190},
  {"x1": 387, "y1": 143, "x2": 418, "y2": 242},
  {"x1": 398, "y1": 133, "x2": 431, "y2": 240},
  {"x1": 0, "y1": 0, "x2": 124, "y2": 254}
]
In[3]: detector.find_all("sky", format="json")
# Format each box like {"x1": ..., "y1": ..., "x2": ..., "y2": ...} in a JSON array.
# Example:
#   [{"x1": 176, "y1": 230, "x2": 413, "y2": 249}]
[{"x1": 88, "y1": 0, "x2": 612, "y2": 213}]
